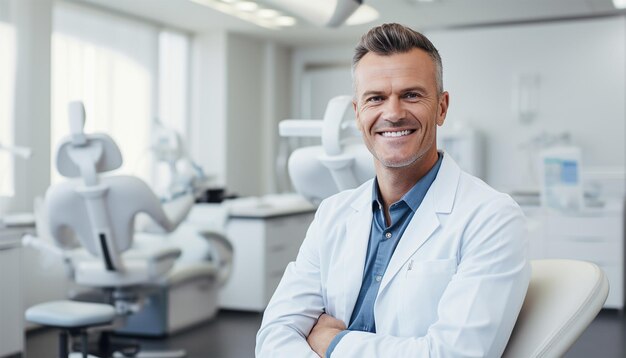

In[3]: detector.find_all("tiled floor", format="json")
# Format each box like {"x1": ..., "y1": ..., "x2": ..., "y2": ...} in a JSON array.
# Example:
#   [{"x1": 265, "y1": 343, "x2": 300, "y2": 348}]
[{"x1": 25, "y1": 309, "x2": 625, "y2": 357}]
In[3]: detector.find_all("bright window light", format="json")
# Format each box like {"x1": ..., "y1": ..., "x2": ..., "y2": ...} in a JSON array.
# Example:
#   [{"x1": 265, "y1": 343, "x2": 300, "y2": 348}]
[
  {"x1": 51, "y1": 4, "x2": 189, "y2": 186},
  {"x1": 613, "y1": 0, "x2": 626, "y2": 8},
  {"x1": 0, "y1": 22, "x2": 16, "y2": 197}
]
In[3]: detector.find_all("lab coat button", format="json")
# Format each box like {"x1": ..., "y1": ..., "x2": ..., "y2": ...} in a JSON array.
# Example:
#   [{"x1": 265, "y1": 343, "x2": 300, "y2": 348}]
[{"x1": 385, "y1": 232, "x2": 392, "y2": 239}]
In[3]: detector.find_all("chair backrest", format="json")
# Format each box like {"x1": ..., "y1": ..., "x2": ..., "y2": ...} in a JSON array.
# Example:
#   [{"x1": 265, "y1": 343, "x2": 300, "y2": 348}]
[
  {"x1": 503, "y1": 259, "x2": 609, "y2": 357},
  {"x1": 287, "y1": 142, "x2": 374, "y2": 205},
  {"x1": 280, "y1": 95, "x2": 375, "y2": 205},
  {"x1": 45, "y1": 101, "x2": 187, "y2": 273}
]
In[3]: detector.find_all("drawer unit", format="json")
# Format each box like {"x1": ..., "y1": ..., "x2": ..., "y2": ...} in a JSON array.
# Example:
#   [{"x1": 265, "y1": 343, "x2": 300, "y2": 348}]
[
  {"x1": 219, "y1": 209, "x2": 315, "y2": 311},
  {"x1": 524, "y1": 203, "x2": 625, "y2": 309}
]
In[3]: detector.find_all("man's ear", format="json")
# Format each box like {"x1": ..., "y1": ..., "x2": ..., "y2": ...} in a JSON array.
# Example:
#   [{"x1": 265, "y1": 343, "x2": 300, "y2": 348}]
[
  {"x1": 437, "y1": 91, "x2": 450, "y2": 126},
  {"x1": 353, "y1": 100, "x2": 363, "y2": 132}
]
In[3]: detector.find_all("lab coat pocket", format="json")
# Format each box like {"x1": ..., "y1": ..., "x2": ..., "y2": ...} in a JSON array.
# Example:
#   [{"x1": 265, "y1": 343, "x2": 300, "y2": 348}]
[{"x1": 400, "y1": 258, "x2": 457, "y2": 335}]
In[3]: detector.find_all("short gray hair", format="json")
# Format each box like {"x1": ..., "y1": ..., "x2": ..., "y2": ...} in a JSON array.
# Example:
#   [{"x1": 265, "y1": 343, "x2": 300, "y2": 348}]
[{"x1": 352, "y1": 23, "x2": 443, "y2": 93}]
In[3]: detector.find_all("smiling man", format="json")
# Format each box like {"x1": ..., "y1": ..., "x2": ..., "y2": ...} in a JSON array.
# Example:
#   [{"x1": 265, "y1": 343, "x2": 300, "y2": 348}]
[{"x1": 256, "y1": 23, "x2": 530, "y2": 358}]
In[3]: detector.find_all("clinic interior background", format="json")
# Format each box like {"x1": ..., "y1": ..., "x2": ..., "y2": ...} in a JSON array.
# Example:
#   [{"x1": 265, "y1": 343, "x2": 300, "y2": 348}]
[{"x1": 0, "y1": 1, "x2": 624, "y2": 219}]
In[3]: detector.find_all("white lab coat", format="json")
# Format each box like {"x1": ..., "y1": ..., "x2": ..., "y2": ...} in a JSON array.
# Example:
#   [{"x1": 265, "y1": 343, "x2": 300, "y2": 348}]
[{"x1": 256, "y1": 153, "x2": 530, "y2": 358}]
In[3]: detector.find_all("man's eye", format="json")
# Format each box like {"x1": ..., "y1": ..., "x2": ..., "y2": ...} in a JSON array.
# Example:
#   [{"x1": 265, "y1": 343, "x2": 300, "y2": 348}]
[
  {"x1": 367, "y1": 96, "x2": 383, "y2": 103},
  {"x1": 403, "y1": 92, "x2": 421, "y2": 99}
]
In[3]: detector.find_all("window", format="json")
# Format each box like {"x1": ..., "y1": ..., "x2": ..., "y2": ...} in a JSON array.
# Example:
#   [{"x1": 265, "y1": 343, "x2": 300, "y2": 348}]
[
  {"x1": 0, "y1": 0, "x2": 16, "y2": 197},
  {"x1": 51, "y1": 3, "x2": 190, "y2": 186}
]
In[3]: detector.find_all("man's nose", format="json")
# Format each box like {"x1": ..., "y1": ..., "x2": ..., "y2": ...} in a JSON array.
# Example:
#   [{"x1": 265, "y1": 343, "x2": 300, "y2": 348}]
[{"x1": 382, "y1": 97, "x2": 405, "y2": 122}]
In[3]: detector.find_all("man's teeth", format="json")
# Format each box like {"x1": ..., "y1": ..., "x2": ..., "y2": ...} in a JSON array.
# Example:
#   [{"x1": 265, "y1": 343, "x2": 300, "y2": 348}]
[{"x1": 381, "y1": 130, "x2": 412, "y2": 137}]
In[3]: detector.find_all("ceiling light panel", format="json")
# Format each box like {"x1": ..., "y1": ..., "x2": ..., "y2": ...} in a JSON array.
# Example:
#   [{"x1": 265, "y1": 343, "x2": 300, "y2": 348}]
[
  {"x1": 614, "y1": 0, "x2": 626, "y2": 9},
  {"x1": 189, "y1": 0, "x2": 298, "y2": 30}
]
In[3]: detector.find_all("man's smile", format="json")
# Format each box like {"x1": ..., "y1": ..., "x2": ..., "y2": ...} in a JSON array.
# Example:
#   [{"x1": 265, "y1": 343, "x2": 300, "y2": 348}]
[{"x1": 377, "y1": 129, "x2": 416, "y2": 138}]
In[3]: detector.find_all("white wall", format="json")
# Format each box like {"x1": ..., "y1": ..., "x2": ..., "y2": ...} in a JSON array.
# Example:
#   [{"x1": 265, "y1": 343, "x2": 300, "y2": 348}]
[
  {"x1": 225, "y1": 33, "x2": 264, "y2": 197},
  {"x1": 260, "y1": 43, "x2": 292, "y2": 194},
  {"x1": 191, "y1": 32, "x2": 291, "y2": 197},
  {"x1": 190, "y1": 31, "x2": 228, "y2": 189},
  {"x1": 291, "y1": 16, "x2": 626, "y2": 194},
  {"x1": 12, "y1": 0, "x2": 52, "y2": 212},
  {"x1": 428, "y1": 16, "x2": 625, "y2": 192},
  {"x1": 291, "y1": 44, "x2": 355, "y2": 118}
]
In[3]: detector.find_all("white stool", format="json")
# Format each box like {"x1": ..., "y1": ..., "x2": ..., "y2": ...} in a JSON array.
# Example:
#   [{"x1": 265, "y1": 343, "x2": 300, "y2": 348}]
[{"x1": 26, "y1": 300, "x2": 116, "y2": 358}]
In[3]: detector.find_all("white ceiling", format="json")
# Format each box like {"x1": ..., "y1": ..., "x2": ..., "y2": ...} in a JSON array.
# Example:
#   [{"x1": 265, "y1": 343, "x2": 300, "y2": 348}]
[{"x1": 74, "y1": 0, "x2": 626, "y2": 45}]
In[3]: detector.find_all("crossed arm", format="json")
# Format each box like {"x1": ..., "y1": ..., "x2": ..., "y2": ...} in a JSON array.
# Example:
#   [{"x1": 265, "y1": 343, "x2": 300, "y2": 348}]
[{"x1": 307, "y1": 314, "x2": 346, "y2": 357}]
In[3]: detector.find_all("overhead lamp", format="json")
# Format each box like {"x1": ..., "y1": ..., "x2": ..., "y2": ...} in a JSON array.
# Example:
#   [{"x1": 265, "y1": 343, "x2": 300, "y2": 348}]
[
  {"x1": 258, "y1": 9, "x2": 280, "y2": 19},
  {"x1": 275, "y1": 16, "x2": 297, "y2": 27},
  {"x1": 235, "y1": 1, "x2": 259, "y2": 12},
  {"x1": 614, "y1": 0, "x2": 626, "y2": 9},
  {"x1": 261, "y1": 0, "x2": 367, "y2": 27}
]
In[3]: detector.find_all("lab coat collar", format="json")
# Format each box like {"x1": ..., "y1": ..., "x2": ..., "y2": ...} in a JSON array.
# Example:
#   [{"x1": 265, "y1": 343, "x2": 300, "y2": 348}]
[
  {"x1": 350, "y1": 151, "x2": 459, "y2": 215},
  {"x1": 341, "y1": 151, "x2": 461, "y2": 320},
  {"x1": 379, "y1": 151, "x2": 461, "y2": 293}
]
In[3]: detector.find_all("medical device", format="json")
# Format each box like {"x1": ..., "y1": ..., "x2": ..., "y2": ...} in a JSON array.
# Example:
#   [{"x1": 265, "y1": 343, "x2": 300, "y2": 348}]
[
  {"x1": 262, "y1": 0, "x2": 362, "y2": 27},
  {"x1": 279, "y1": 95, "x2": 374, "y2": 205},
  {"x1": 539, "y1": 146, "x2": 584, "y2": 212},
  {"x1": 151, "y1": 119, "x2": 209, "y2": 201}
]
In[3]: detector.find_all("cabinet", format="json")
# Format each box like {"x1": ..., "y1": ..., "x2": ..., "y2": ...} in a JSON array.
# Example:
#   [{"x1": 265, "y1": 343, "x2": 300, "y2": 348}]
[
  {"x1": 0, "y1": 229, "x2": 24, "y2": 357},
  {"x1": 219, "y1": 204, "x2": 315, "y2": 311},
  {"x1": 523, "y1": 201, "x2": 624, "y2": 309}
]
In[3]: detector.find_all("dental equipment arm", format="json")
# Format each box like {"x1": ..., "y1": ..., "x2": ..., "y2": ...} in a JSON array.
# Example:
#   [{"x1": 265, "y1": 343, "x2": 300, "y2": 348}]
[
  {"x1": 0, "y1": 143, "x2": 32, "y2": 159},
  {"x1": 151, "y1": 119, "x2": 210, "y2": 201},
  {"x1": 278, "y1": 95, "x2": 374, "y2": 204}
]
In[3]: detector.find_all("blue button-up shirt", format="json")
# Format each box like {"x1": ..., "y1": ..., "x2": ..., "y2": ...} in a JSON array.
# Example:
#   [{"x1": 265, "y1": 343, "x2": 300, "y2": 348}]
[{"x1": 326, "y1": 153, "x2": 443, "y2": 357}]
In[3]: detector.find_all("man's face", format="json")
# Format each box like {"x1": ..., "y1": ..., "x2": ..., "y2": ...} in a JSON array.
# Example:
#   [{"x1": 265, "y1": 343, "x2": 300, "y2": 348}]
[{"x1": 353, "y1": 48, "x2": 449, "y2": 171}]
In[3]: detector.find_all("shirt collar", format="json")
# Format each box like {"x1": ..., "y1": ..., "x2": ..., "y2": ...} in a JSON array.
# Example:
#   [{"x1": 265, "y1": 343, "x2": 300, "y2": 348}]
[{"x1": 372, "y1": 152, "x2": 444, "y2": 213}]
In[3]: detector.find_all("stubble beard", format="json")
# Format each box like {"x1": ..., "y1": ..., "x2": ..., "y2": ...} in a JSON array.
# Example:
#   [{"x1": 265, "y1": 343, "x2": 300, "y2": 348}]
[{"x1": 370, "y1": 131, "x2": 436, "y2": 169}]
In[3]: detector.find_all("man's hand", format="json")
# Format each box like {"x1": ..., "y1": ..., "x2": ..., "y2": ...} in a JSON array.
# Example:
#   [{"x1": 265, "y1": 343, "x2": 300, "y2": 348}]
[{"x1": 307, "y1": 313, "x2": 347, "y2": 357}]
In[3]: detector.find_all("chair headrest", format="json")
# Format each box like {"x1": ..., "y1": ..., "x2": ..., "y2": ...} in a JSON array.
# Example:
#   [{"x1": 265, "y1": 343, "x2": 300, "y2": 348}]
[
  {"x1": 56, "y1": 133, "x2": 123, "y2": 178},
  {"x1": 55, "y1": 101, "x2": 123, "y2": 179}
]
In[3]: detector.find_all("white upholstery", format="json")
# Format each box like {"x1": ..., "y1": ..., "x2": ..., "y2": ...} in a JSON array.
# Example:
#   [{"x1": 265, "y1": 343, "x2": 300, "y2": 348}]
[
  {"x1": 503, "y1": 259, "x2": 609, "y2": 357},
  {"x1": 288, "y1": 142, "x2": 374, "y2": 205},
  {"x1": 26, "y1": 301, "x2": 116, "y2": 328},
  {"x1": 46, "y1": 176, "x2": 183, "y2": 288}
]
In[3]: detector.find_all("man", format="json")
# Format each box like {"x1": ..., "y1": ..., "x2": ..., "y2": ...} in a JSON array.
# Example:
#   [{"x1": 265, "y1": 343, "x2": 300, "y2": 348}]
[{"x1": 256, "y1": 23, "x2": 530, "y2": 357}]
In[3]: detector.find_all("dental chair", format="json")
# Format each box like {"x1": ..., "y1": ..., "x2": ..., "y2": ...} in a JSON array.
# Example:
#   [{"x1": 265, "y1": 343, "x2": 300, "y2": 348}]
[
  {"x1": 503, "y1": 259, "x2": 609, "y2": 357},
  {"x1": 279, "y1": 95, "x2": 374, "y2": 205},
  {"x1": 24, "y1": 102, "x2": 214, "y2": 357},
  {"x1": 116, "y1": 119, "x2": 232, "y2": 337},
  {"x1": 281, "y1": 95, "x2": 609, "y2": 356}
]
